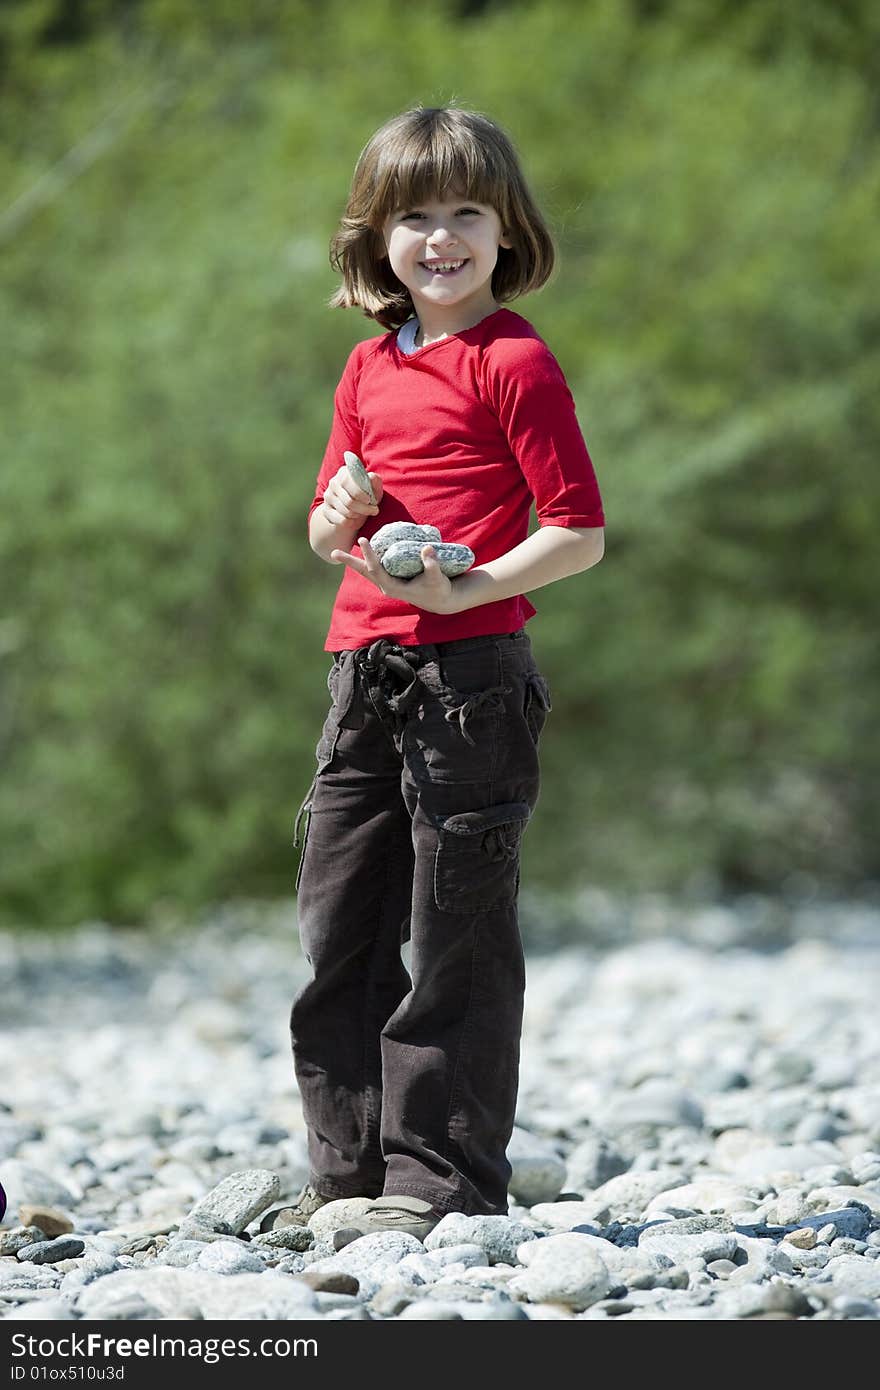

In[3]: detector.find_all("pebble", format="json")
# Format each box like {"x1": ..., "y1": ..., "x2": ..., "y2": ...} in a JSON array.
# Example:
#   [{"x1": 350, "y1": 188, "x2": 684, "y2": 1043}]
[
  {"x1": 343, "y1": 451, "x2": 376, "y2": 505},
  {"x1": 2, "y1": 912, "x2": 880, "y2": 1323},
  {"x1": 506, "y1": 1126, "x2": 566, "y2": 1205},
  {"x1": 575, "y1": 1168, "x2": 686, "y2": 1225},
  {"x1": 1, "y1": 1161, "x2": 78, "y2": 1212},
  {"x1": 564, "y1": 1135, "x2": 630, "y2": 1192},
  {"x1": 425, "y1": 1243, "x2": 486, "y2": 1268},
  {"x1": 16, "y1": 1236, "x2": 85, "y2": 1265},
  {"x1": 644, "y1": 1178, "x2": 756, "y2": 1217},
  {"x1": 831, "y1": 1295, "x2": 879, "y2": 1319},
  {"x1": 305, "y1": 1231, "x2": 425, "y2": 1299},
  {"x1": 526, "y1": 1200, "x2": 603, "y2": 1232},
  {"x1": 808, "y1": 1186, "x2": 880, "y2": 1217},
  {"x1": 0, "y1": 1226, "x2": 47, "y2": 1255},
  {"x1": 2, "y1": 1298, "x2": 78, "y2": 1320},
  {"x1": 596, "y1": 1080, "x2": 704, "y2": 1132},
  {"x1": 786, "y1": 1227, "x2": 818, "y2": 1249},
  {"x1": 638, "y1": 1226, "x2": 740, "y2": 1265},
  {"x1": 379, "y1": 540, "x2": 475, "y2": 579},
  {"x1": 194, "y1": 1239, "x2": 267, "y2": 1275},
  {"x1": 298, "y1": 1269, "x2": 359, "y2": 1295},
  {"x1": 18, "y1": 1205, "x2": 74, "y2": 1237},
  {"x1": 397, "y1": 1300, "x2": 465, "y2": 1319},
  {"x1": 366, "y1": 521, "x2": 441, "y2": 559},
  {"x1": 251, "y1": 1225, "x2": 314, "y2": 1252}
]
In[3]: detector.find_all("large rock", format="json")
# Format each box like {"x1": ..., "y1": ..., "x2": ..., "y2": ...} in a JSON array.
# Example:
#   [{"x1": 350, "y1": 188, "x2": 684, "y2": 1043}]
[
  {"x1": 424, "y1": 1214, "x2": 537, "y2": 1265},
  {"x1": 185, "y1": 1170, "x2": 280, "y2": 1235},
  {"x1": 509, "y1": 1232, "x2": 612, "y2": 1311},
  {"x1": 305, "y1": 1198, "x2": 374, "y2": 1240}
]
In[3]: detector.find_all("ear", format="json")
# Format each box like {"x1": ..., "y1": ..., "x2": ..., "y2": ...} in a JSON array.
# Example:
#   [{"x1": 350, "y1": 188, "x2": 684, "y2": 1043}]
[{"x1": 499, "y1": 229, "x2": 514, "y2": 250}]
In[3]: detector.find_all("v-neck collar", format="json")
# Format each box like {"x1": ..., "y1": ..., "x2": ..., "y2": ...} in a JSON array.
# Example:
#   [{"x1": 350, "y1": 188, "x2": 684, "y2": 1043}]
[{"x1": 393, "y1": 307, "x2": 508, "y2": 360}]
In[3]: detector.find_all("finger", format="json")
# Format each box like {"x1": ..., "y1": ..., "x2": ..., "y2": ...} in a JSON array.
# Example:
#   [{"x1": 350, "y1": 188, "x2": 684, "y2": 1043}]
[
  {"x1": 336, "y1": 479, "x2": 378, "y2": 512},
  {"x1": 367, "y1": 472, "x2": 383, "y2": 503},
  {"x1": 331, "y1": 549, "x2": 369, "y2": 575}
]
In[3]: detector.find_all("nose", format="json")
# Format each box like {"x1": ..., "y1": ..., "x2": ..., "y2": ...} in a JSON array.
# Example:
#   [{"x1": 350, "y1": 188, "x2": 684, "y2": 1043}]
[{"x1": 426, "y1": 222, "x2": 457, "y2": 249}]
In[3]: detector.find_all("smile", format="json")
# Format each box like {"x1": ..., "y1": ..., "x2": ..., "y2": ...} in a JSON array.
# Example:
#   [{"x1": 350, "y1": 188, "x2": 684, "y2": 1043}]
[{"x1": 419, "y1": 260, "x2": 469, "y2": 275}]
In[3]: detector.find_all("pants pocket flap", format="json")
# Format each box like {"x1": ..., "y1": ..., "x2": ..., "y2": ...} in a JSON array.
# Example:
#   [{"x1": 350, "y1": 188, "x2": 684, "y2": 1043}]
[{"x1": 434, "y1": 802, "x2": 532, "y2": 837}]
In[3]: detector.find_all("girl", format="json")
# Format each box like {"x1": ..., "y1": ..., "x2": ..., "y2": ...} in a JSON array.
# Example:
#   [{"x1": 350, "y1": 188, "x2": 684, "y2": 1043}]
[{"x1": 284, "y1": 105, "x2": 604, "y2": 1241}]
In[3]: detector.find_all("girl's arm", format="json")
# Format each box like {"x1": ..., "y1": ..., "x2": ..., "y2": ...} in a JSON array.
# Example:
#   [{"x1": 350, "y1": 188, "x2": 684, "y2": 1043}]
[
  {"x1": 331, "y1": 523, "x2": 603, "y2": 615},
  {"x1": 309, "y1": 465, "x2": 382, "y2": 563},
  {"x1": 449, "y1": 523, "x2": 604, "y2": 612}
]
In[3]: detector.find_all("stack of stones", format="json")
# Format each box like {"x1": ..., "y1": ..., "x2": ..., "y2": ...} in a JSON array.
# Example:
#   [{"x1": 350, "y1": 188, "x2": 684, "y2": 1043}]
[{"x1": 344, "y1": 453, "x2": 474, "y2": 580}]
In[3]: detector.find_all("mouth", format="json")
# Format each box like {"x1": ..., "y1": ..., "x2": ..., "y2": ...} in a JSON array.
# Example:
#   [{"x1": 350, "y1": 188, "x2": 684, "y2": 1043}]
[{"x1": 419, "y1": 259, "x2": 469, "y2": 276}]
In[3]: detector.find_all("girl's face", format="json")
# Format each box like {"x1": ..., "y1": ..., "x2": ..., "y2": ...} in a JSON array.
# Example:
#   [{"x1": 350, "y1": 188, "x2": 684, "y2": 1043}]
[{"x1": 381, "y1": 190, "x2": 512, "y2": 321}]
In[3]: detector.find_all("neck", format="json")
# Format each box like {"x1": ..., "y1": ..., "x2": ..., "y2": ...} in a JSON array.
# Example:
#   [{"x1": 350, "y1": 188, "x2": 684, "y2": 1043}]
[{"x1": 412, "y1": 296, "x2": 501, "y2": 346}]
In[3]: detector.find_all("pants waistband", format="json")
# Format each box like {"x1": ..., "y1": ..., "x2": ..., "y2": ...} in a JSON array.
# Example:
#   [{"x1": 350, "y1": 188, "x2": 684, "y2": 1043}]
[{"x1": 332, "y1": 628, "x2": 527, "y2": 662}]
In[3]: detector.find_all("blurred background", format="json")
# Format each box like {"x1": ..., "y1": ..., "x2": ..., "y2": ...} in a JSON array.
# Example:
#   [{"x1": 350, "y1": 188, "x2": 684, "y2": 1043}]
[{"x1": 2, "y1": 0, "x2": 878, "y2": 937}]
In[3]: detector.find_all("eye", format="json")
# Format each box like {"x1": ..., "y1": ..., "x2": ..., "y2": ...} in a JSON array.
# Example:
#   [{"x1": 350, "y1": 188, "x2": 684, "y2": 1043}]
[
  {"x1": 457, "y1": 207, "x2": 481, "y2": 216},
  {"x1": 400, "y1": 211, "x2": 424, "y2": 220}
]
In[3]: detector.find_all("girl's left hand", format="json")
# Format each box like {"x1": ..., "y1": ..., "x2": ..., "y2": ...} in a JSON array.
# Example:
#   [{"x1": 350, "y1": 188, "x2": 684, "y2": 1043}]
[{"x1": 329, "y1": 538, "x2": 464, "y2": 614}]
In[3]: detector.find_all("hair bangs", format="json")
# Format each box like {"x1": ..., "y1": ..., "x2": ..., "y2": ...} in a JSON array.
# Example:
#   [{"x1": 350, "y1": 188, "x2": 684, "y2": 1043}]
[{"x1": 370, "y1": 118, "x2": 508, "y2": 226}]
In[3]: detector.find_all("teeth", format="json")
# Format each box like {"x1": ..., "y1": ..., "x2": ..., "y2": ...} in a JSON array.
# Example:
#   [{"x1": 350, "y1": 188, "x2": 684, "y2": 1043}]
[{"x1": 422, "y1": 261, "x2": 465, "y2": 272}]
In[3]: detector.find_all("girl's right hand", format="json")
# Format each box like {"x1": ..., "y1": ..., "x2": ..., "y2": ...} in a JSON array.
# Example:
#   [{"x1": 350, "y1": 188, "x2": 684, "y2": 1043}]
[{"x1": 320, "y1": 464, "x2": 383, "y2": 525}]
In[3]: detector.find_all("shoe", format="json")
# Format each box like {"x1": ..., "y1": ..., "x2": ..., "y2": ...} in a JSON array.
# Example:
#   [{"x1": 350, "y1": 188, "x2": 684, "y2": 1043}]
[
  {"x1": 258, "y1": 1181, "x2": 329, "y2": 1232},
  {"x1": 348, "y1": 1195, "x2": 441, "y2": 1241}
]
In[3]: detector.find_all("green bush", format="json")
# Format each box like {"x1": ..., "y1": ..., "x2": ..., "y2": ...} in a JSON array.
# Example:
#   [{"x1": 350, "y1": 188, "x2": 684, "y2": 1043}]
[{"x1": 1, "y1": 0, "x2": 877, "y2": 924}]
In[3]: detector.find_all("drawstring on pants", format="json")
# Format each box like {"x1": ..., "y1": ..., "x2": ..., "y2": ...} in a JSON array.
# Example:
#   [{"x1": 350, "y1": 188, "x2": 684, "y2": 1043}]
[
  {"x1": 293, "y1": 770, "x2": 318, "y2": 849},
  {"x1": 442, "y1": 684, "x2": 511, "y2": 746}
]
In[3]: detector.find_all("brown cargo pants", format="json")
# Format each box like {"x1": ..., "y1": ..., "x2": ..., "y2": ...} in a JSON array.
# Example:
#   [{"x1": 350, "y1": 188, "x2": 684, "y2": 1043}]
[{"x1": 289, "y1": 627, "x2": 552, "y2": 1218}]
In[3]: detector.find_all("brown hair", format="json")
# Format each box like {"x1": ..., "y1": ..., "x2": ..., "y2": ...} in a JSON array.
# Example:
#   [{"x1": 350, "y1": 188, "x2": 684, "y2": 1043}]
[{"x1": 328, "y1": 106, "x2": 556, "y2": 330}]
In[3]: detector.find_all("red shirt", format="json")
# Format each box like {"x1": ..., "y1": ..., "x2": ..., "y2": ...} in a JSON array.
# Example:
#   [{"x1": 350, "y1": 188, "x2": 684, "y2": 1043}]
[{"x1": 308, "y1": 307, "x2": 605, "y2": 651}]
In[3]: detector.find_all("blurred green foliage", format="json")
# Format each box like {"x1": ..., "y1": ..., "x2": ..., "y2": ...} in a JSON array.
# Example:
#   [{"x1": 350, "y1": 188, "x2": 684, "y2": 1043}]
[{"x1": 1, "y1": 0, "x2": 878, "y2": 926}]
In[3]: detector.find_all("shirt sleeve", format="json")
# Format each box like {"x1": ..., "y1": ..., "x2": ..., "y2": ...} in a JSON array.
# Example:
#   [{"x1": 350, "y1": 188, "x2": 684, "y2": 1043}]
[
  {"x1": 307, "y1": 342, "x2": 366, "y2": 529},
  {"x1": 483, "y1": 336, "x2": 605, "y2": 529}
]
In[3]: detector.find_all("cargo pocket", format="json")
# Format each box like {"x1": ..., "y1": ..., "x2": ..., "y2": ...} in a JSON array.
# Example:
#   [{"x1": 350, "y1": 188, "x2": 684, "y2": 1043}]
[
  {"x1": 433, "y1": 801, "x2": 532, "y2": 915},
  {"x1": 523, "y1": 670, "x2": 552, "y2": 747}
]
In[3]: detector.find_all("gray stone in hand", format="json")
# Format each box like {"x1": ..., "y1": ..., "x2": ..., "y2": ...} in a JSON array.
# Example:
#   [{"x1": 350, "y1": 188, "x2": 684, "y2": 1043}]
[
  {"x1": 380, "y1": 540, "x2": 475, "y2": 580},
  {"x1": 368, "y1": 521, "x2": 441, "y2": 560},
  {"x1": 379, "y1": 541, "x2": 428, "y2": 578},
  {"x1": 432, "y1": 542, "x2": 475, "y2": 577},
  {"x1": 343, "y1": 451, "x2": 376, "y2": 505}
]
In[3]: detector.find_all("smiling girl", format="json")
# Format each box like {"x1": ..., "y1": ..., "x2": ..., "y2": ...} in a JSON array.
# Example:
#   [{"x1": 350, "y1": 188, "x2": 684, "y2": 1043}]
[{"x1": 283, "y1": 105, "x2": 605, "y2": 1242}]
